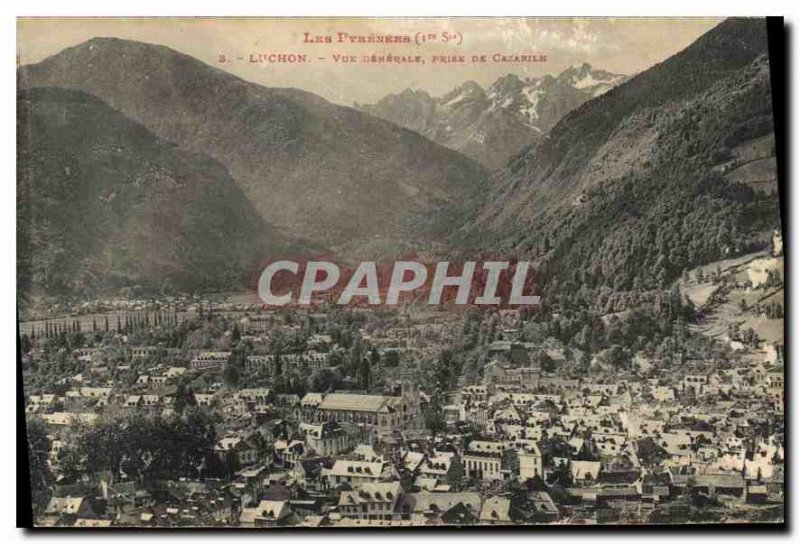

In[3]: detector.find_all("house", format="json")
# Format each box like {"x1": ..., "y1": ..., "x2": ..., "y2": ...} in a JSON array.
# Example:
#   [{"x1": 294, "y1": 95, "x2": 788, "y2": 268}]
[
  {"x1": 300, "y1": 421, "x2": 363, "y2": 456},
  {"x1": 194, "y1": 394, "x2": 216, "y2": 407},
  {"x1": 292, "y1": 457, "x2": 332, "y2": 493},
  {"x1": 141, "y1": 395, "x2": 161, "y2": 409},
  {"x1": 324, "y1": 459, "x2": 395, "y2": 489},
  {"x1": 351, "y1": 443, "x2": 381, "y2": 462},
  {"x1": 233, "y1": 464, "x2": 270, "y2": 505},
  {"x1": 693, "y1": 474, "x2": 745, "y2": 499},
  {"x1": 528, "y1": 491, "x2": 560, "y2": 522},
  {"x1": 482, "y1": 360, "x2": 540, "y2": 388},
  {"x1": 468, "y1": 440, "x2": 509, "y2": 455},
  {"x1": 651, "y1": 386, "x2": 675, "y2": 403},
  {"x1": 288, "y1": 498, "x2": 325, "y2": 519},
  {"x1": 215, "y1": 435, "x2": 260, "y2": 467},
  {"x1": 42, "y1": 496, "x2": 96, "y2": 525},
  {"x1": 239, "y1": 500, "x2": 295, "y2": 527},
  {"x1": 150, "y1": 376, "x2": 168, "y2": 387},
  {"x1": 462, "y1": 451, "x2": 503, "y2": 481},
  {"x1": 401, "y1": 451, "x2": 426, "y2": 473},
  {"x1": 26, "y1": 394, "x2": 57, "y2": 413},
  {"x1": 273, "y1": 439, "x2": 305, "y2": 469},
  {"x1": 441, "y1": 502, "x2": 479, "y2": 525},
  {"x1": 518, "y1": 444, "x2": 544, "y2": 481},
  {"x1": 746, "y1": 484, "x2": 768, "y2": 504},
  {"x1": 338, "y1": 481, "x2": 402, "y2": 521},
  {"x1": 244, "y1": 352, "x2": 330, "y2": 376},
  {"x1": 479, "y1": 496, "x2": 511, "y2": 525},
  {"x1": 238, "y1": 388, "x2": 273, "y2": 404},
  {"x1": 683, "y1": 375, "x2": 708, "y2": 395},
  {"x1": 419, "y1": 452, "x2": 463, "y2": 486},
  {"x1": 165, "y1": 366, "x2": 188, "y2": 379},
  {"x1": 76, "y1": 387, "x2": 113, "y2": 401},
  {"x1": 130, "y1": 346, "x2": 162, "y2": 360},
  {"x1": 244, "y1": 355, "x2": 272, "y2": 373},
  {"x1": 72, "y1": 347, "x2": 102, "y2": 363},
  {"x1": 190, "y1": 352, "x2": 231, "y2": 372},
  {"x1": 461, "y1": 385, "x2": 489, "y2": 403},
  {"x1": 41, "y1": 412, "x2": 97, "y2": 431},
  {"x1": 571, "y1": 460, "x2": 602, "y2": 484},
  {"x1": 279, "y1": 351, "x2": 330, "y2": 374},
  {"x1": 398, "y1": 492, "x2": 482, "y2": 524}
]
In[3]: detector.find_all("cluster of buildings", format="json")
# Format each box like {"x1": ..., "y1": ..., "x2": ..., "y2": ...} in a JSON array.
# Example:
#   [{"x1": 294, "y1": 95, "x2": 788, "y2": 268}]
[{"x1": 22, "y1": 305, "x2": 784, "y2": 527}]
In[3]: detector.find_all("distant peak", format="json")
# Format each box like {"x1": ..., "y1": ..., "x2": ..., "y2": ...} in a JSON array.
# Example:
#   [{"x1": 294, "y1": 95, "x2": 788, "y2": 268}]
[
  {"x1": 399, "y1": 87, "x2": 432, "y2": 99},
  {"x1": 495, "y1": 73, "x2": 523, "y2": 84},
  {"x1": 488, "y1": 73, "x2": 524, "y2": 95},
  {"x1": 558, "y1": 63, "x2": 593, "y2": 78},
  {"x1": 458, "y1": 80, "x2": 485, "y2": 94}
]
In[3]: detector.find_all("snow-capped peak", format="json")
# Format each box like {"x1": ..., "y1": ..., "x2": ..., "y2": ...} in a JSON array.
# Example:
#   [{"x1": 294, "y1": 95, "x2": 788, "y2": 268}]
[{"x1": 557, "y1": 63, "x2": 627, "y2": 96}]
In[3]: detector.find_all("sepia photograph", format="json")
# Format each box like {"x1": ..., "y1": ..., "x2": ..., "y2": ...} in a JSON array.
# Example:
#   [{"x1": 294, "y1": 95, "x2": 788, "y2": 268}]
[{"x1": 14, "y1": 12, "x2": 786, "y2": 532}]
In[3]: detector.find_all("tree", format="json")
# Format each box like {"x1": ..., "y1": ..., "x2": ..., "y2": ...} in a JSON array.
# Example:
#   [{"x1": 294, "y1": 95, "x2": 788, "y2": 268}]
[
  {"x1": 577, "y1": 350, "x2": 591, "y2": 373},
  {"x1": 537, "y1": 350, "x2": 555, "y2": 373},
  {"x1": 434, "y1": 349, "x2": 460, "y2": 391},
  {"x1": 358, "y1": 358, "x2": 372, "y2": 390},
  {"x1": 173, "y1": 382, "x2": 194, "y2": 414},
  {"x1": 20, "y1": 333, "x2": 31, "y2": 354},
  {"x1": 369, "y1": 347, "x2": 380, "y2": 367},
  {"x1": 77, "y1": 412, "x2": 218, "y2": 482},
  {"x1": 26, "y1": 418, "x2": 53, "y2": 513},
  {"x1": 423, "y1": 405, "x2": 447, "y2": 435},
  {"x1": 222, "y1": 364, "x2": 241, "y2": 389},
  {"x1": 309, "y1": 368, "x2": 344, "y2": 393},
  {"x1": 636, "y1": 437, "x2": 669, "y2": 465}
]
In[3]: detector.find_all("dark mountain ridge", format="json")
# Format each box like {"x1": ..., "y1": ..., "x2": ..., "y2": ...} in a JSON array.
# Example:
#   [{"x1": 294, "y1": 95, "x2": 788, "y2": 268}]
[
  {"x1": 455, "y1": 18, "x2": 781, "y2": 311},
  {"x1": 19, "y1": 38, "x2": 487, "y2": 257},
  {"x1": 17, "y1": 86, "x2": 295, "y2": 302}
]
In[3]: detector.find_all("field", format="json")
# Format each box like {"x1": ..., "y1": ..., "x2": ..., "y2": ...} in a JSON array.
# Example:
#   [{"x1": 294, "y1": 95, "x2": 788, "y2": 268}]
[
  {"x1": 722, "y1": 134, "x2": 778, "y2": 195},
  {"x1": 678, "y1": 250, "x2": 784, "y2": 346}
]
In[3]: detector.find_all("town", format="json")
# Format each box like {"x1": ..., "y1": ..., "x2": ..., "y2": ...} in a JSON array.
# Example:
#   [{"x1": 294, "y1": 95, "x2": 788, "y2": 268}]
[{"x1": 21, "y1": 245, "x2": 784, "y2": 527}]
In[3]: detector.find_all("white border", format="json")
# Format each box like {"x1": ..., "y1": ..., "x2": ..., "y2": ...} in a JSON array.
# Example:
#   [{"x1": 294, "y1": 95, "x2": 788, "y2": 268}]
[{"x1": 3, "y1": 1, "x2": 798, "y2": 543}]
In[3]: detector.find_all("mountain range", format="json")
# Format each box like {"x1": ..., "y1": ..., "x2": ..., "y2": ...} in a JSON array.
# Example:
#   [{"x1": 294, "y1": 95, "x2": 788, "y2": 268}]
[
  {"x1": 19, "y1": 37, "x2": 486, "y2": 260},
  {"x1": 17, "y1": 86, "x2": 287, "y2": 300},
  {"x1": 17, "y1": 18, "x2": 781, "y2": 307},
  {"x1": 356, "y1": 64, "x2": 627, "y2": 169},
  {"x1": 454, "y1": 17, "x2": 780, "y2": 310}
]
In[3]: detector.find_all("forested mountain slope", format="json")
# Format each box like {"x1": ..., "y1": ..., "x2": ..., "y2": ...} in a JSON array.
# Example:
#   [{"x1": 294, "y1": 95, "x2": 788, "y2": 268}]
[{"x1": 456, "y1": 18, "x2": 781, "y2": 312}]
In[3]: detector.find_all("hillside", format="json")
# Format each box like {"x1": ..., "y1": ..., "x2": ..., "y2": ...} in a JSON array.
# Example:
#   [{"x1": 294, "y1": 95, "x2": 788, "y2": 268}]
[
  {"x1": 19, "y1": 38, "x2": 487, "y2": 257},
  {"x1": 17, "y1": 87, "x2": 293, "y2": 303},
  {"x1": 677, "y1": 248, "x2": 783, "y2": 361},
  {"x1": 357, "y1": 64, "x2": 626, "y2": 169},
  {"x1": 455, "y1": 18, "x2": 782, "y2": 310}
]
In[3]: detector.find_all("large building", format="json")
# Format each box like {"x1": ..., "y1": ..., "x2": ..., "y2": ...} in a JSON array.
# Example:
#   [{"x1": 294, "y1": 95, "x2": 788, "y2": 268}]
[
  {"x1": 245, "y1": 351, "x2": 329, "y2": 375},
  {"x1": 300, "y1": 391, "x2": 420, "y2": 435},
  {"x1": 190, "y1": 351, "x2": 231, "y2": 371}
]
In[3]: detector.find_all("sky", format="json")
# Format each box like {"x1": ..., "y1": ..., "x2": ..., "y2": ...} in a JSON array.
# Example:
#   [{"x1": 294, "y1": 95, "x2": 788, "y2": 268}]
[{"x1": 17, "y1": 17, "x2": 724, "y2": 105}]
